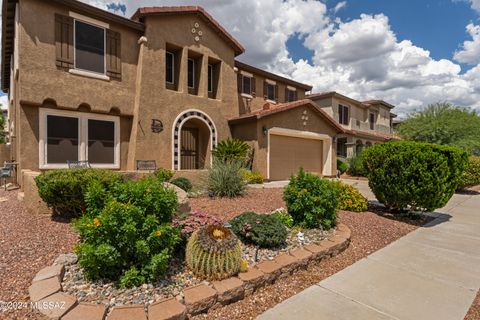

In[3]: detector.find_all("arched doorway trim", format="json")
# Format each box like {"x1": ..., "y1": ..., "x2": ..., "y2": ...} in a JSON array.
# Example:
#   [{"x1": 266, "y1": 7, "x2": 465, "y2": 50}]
[{"x1": 172, "y1": 109, "x2": 217, "y2": 170}]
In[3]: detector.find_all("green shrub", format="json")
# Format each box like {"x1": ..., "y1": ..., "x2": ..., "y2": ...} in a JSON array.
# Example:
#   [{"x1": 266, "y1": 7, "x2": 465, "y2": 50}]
[
  {"x1": 347, "y1": 153, "x2": 367, "y2": 177},
  {"x1": 271, "y1": 208, "x2": 294, "y2": 228},
  {"x1": 170, "y1": 177, "x2": 193, "y2": 192},
  {"x1": 230, "y1": 212, "x2": 288, "y2": 248},
  {"x1": 155, "y1": 168, "x2": 175, "y2": 182},
  {"x1": 337, "y1": 159, "x2": 348, "y2": 174},
  {"x1": 186, "y1": 225, "x2": 242, "y2": 280},
  {"x1": 459, "y1": 156, "x2": 480, "y2": 188},
  {"x1": 241, "y1": 170, "x2": 264, "y2": 184},
  {"x1": 332, "y1": 181, "x2": 368, "y2": 212},
  {"x1": 35, "y1": 169, "x2": 123, "y2": 215},
  {"x1": 207, "y1": 159, "x2": 247, "y2": 198},
  {"x1": 362, "y1": 141, "x2": 468, "y2": 212},
  {"x1": 74, "y1": 197, "x2": 180, "y2": 286},
  {"x1": 212, "y1": 138, "x2": 250, "y2": 162},
  {"x1": 283, "y1": 168, "x2": 339, "y2": 229}
]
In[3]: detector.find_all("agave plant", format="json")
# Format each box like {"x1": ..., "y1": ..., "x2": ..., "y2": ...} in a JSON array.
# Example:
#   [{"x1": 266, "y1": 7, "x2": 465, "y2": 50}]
[
  {"x1": 212, "y1": 138, "x2": 250, "y2": 162},
  {"x1": 186, "y1": 224, "x2": 242, "y2": 280}
]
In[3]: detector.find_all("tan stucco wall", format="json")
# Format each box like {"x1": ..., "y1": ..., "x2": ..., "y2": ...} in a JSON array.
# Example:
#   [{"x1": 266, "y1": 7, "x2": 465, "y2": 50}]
[
  {"x1": 237, "y1": 71, "x2": 307, "y2": 115},
  {"x1": 128, "y1": 14, "x2": 239, "y2": 170},
  {"x1": 0, "y1": 144, "x2": 11, "y2": 165},
  {"x1": 311, "y1": 96, "x2": 392, "y2": 134},
  {"x1": 18, "y1": 0, "x2": 141, "y2": 115},
  {"x1": 232, "y1": 105, "x2": 339, "y2": 179}
]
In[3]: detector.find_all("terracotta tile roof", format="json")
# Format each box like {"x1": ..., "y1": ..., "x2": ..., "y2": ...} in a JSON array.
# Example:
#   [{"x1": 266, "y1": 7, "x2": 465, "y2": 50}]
[
  {"x1": 228, "y1": 99, "x2": 345, "y2": 133},
  {"x1": 132, "y1": 6, "x2": 245, "y2": 56},
  {"x1": 308, "y1": 92, "x2": 396, "y2": 110}
]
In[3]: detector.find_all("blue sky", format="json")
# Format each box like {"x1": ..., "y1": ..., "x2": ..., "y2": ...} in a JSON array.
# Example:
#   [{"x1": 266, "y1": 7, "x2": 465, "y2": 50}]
[{"x1": 288, "y1": 0, "x2": 479, "y2": 71}]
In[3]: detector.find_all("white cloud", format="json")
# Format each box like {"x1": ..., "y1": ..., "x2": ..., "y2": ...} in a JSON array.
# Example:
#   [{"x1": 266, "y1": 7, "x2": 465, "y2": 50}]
[
  {"x1": 333, "y1": 1, "x2": 347, "y2": 13},
  {"x1": 72, "y1": 1, "x2": 480, "y2": 116},
  {"x1": 0, "y1": 94, "x2": 8, "y2": 110},
  {"x1": 454, "y1": 24, "x2": 480, "y2": 65}
]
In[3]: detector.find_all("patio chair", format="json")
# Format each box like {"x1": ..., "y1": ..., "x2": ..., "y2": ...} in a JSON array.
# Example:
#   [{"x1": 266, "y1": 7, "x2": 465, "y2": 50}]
[
  {"x1": 0, "y1": 162, "x2": 14, "y2": 190},
  {"x1": 67, "y1": 160, "x2": 91, "y2": 169},
  {"x1": 136, "y1": 160, "x2": 157, "y2": 171}
]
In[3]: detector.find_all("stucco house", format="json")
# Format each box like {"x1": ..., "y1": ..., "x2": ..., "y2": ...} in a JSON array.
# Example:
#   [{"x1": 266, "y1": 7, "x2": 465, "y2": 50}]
[
  {"x1": 1, "y1": 0, "x2": 395, "y2": 183},
  {"x1": 308, "y1": 92, "x2": 397, "y2": 159}
]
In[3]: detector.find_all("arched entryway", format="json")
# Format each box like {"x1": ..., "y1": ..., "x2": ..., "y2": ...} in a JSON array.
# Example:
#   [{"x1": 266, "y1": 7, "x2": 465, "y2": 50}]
[{"x1": 172, "y1": 110, "x2": 217, "y2": 170}]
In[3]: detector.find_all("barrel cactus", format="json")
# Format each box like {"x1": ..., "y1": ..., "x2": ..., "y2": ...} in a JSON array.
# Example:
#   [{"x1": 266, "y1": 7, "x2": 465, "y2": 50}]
[{"x1": 186, "y1": 224, "x2": 242, "y2": 280}]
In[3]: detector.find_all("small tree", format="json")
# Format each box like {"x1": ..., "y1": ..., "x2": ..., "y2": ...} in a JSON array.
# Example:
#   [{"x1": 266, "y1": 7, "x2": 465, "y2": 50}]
[
  {"x1": 397, "y1": 102, "x2": 480, "y2": 155},
  {"x1": 0, "y1": 109, "x2": 6, "y2": 144}
]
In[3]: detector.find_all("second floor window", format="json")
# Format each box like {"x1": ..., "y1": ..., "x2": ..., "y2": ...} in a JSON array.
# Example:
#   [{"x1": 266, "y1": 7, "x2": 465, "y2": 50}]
[
  {"x1": 187, "y1": 58, "x2": 195, "y2": 89},
  {"x1": 242, "y1": 75, "x2": 252, "y2": 95},
  {"x1": 369, "y1": 112, "x2": 376, "y2": 130},
  {"x1": 75, "y1": 21, "x2": 105, "y2": 74},
  {"x1": 265, "y1": 83, "x2": 276, "y2": 101},
  {"x1": 208, "y1": 64, "x2": 214, "y2": 93},
  {"x1": 286, "y1": 88, "x2": 297, "y2": 102},
  {"x1": 166, "y1": 51, "x2": 174, "y2": 84},
  {"x1": 338, "y1": 105, "x2": 349, "y2": 125}
]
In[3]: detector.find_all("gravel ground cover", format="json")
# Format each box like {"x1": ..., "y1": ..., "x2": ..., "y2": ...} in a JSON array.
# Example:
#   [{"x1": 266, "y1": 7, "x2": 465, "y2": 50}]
[
  {"x1": 0, "y1": 189, "x2": 78, "y2": 320},
  {"x1": 465, "y1": 291, "x2": 480, "y2": 320},
  {"x1": 1, "y1": 186, "x2": 464, "y2": 320}
]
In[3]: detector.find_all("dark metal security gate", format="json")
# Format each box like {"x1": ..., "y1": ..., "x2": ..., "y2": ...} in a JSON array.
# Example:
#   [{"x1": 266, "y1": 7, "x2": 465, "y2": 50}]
[{"x1": 180, "y1": 127, "x2": 199, "y2": 169}]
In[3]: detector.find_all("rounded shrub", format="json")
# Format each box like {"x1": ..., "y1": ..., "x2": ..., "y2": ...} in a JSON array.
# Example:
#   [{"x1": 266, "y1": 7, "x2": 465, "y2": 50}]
[
  {"x1": 362, "y1": 141, "x2": 468, "y2": 212},
  {"x1": 230, "y1": 212, "x2": 288, "y2": 248},
  {"x1": 241, "y1": 170, "x2": 264, "y2": 184},
  {"x1": 332, "y1": 181, "x2": 368, "y2": 212},
  {"x1": 186, "y1": 225, "x2": 242, "y2": 280},
  {"x1": 459, "y1": 156, "x2": 480, "y2": 189},
  {"x1": 170, "y1": 177, "x2": 193, "y2": 192},
  {"x1": 35, "y1": 169, "x2": 123, "y2": 215},
  {"x1": 154, "y1": 168, "x2": 175, "y2": 182},
  {"x1": 270, "y1": 209, "x2": 294, "y2": 228},
  {"x1": 283, "y1": 168, "x2": 339, "y2": 229},
  {"x1": 347, "y1": 153, "x2": 367, "y2": 177},
  {"x1": 337, "y1": 159, "x2": 348, "y2": 175}
]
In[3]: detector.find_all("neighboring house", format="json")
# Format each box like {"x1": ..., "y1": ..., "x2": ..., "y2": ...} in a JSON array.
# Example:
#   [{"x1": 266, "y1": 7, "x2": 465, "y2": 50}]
[
  {"x1": 1, "y1": 0, "x2": 395, "y2": 183},
  {"x1": 308, "y1": 92, "x2": 397, "y2": 159}
]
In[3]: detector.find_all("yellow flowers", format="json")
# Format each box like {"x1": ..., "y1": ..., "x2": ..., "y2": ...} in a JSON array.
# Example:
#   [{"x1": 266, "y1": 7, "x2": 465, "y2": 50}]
[
  {"x1": 240, "y1": 259, "x2": 248, "y2": 273},
  {"x1": 93, "y1": 218, "x2": 101, "y2": 227},
  {"x1": 155, "y1": 230, "x2": 162, "y2": 237},
  {"x1": 302, "y1": 188, "x2": 308, "y2": 193},
  {"x1": 212, "y1": 228, "x2": 225, "y2": 239}
]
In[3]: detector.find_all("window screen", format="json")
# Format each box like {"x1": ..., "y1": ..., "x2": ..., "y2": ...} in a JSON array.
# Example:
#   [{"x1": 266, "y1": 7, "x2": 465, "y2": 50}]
[
  {"x1": 75, "y1": 21, "x2": 105, "y2": 74},
  {"x1": 88, "y1": 119, "x2": 115, "y2": 164},
  {"x1": 46, "y1": 115, "x2": 79, "y2": 164}
]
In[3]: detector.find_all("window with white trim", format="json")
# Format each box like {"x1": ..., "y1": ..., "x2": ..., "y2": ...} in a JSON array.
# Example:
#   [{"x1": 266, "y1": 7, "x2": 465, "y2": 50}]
[
  {"x1": 74, "y1": 20, "x2": 106, "y2": 74},
  {"x1": 338, "y1": 105, "x2": 349, "y2": 125},
  {"x1": 40, "y1": 109, "x2": 119, "y2": 168}
]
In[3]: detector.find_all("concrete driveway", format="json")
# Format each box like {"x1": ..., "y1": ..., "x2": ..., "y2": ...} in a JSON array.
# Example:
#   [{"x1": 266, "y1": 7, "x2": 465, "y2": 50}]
[{"x1": 257, "y1": 185, "x2": 480, "y2": 320}]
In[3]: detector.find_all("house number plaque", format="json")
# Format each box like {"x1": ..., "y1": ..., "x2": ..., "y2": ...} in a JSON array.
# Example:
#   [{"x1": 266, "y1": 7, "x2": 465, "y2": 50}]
[{"x1": 151, "y1": 119, "x2": 164, "y2": 133}]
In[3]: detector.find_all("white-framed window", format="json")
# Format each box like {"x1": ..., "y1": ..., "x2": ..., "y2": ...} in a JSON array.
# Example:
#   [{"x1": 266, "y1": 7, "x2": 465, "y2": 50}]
[
  {"x1": 166, "y1": 51, "x2": 175, "y2": 84},
  {"x1": 208, "y1": 64, "x2": 214, "y2": 93},
  {"x1": 74, "y1": 20, "x2": 106, "y2": 75},
  {"x1": 39, "y1": 109, "x2": 120, "y2": 169},
  {"x1": 187, "y1": 58, "x2": 195, "y2": 89},
  {"x1": 369, "y1": 112, "x2": 376, "y2": 130}
]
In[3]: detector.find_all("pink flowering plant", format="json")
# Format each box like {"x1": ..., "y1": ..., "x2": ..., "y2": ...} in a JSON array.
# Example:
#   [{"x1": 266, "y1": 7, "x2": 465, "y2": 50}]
[{"x1": 173, "y1": 211, "x2": 222, "y2": 237}]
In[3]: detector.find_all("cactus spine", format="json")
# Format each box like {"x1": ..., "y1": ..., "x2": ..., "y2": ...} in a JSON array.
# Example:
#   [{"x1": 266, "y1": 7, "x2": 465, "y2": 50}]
[{"x1": 186, "y1": 225, "x2": 242, "y2": 280}]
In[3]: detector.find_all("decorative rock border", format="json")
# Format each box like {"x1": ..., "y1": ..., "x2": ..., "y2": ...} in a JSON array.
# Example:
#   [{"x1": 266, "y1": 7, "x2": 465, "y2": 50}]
[{"x1": 29, "y1": 224, "x2": 351, "y2": 319}]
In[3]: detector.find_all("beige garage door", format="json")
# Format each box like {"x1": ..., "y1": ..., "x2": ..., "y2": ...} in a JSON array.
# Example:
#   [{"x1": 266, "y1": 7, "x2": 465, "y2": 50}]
[{"x1": 269, "y1": 134, "x2": 323, "y2": 180}]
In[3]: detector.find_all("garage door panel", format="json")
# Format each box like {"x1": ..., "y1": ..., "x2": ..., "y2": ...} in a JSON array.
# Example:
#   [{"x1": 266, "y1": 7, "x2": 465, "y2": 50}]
[{"x1": 270, "y1": 134, "x2": 323, "y2": 180}]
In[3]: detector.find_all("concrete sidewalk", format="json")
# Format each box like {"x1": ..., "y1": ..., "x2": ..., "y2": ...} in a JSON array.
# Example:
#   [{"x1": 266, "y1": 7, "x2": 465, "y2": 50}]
[{"x1": 257, "y1": 191, "x2": 480, "y2": 320}]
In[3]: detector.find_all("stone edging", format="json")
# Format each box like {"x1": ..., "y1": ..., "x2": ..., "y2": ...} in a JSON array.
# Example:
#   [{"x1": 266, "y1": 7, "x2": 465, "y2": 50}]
[{"x1": 29, "y1": 224, "x2": 351, "y2": 319}]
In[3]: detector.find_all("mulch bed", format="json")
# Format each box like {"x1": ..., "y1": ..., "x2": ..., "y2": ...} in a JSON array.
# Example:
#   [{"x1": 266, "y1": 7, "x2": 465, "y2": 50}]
[
  {"x1": 0, "y1": 186, "x2": 462, "y2": 320},
  {"x1": 0, "y1": 190, "x2": 78, "y2": 320}
]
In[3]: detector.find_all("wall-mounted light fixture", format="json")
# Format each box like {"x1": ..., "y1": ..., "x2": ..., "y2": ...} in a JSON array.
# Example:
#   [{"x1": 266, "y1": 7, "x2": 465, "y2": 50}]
[
  {"x1": 332, "y1": 135, "x2": 337, "y2": 143},
  {"x1": 262, "y1": 126, "x2": 268, "y2": 136}
]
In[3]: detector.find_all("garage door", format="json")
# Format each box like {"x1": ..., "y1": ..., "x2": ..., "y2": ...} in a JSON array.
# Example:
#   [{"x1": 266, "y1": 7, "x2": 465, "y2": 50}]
[{"x1": 269, "y1": 134, "x2": 323, "y2": 180}]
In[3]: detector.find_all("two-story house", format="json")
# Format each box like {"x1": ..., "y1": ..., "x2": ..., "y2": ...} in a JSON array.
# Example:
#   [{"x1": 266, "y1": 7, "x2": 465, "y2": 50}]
[
  {"x1": 307, "y1": 92, "x2": 397, "y2": 159},
  {"x1": 2, "y1": 0, "x2": 355, "y2": 182}
]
